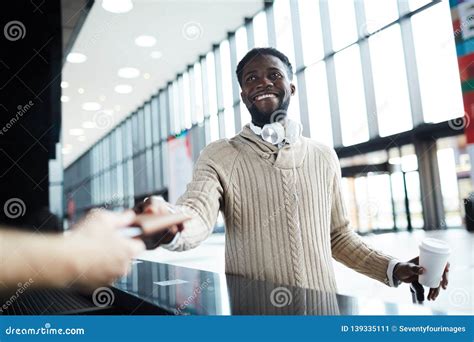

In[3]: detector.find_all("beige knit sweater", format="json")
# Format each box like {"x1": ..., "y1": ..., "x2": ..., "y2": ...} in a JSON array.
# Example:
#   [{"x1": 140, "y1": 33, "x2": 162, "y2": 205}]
[{"x1": 166, "y1": 124, "x2": 395, "y2": 292}]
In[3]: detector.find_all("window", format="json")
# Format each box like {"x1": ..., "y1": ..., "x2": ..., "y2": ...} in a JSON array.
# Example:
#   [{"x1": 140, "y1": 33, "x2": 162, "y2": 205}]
[
  {"x1": 144, "y1": 102, "x2": 152, "y2": 148},
  {"x1": 411, "y1": 0, "x2": 464, "y2": 123},
  {"x1": 328, "y1": 0, "x2": 358, "y2": 52},
  {"x1": 182, "y1": 72, "x2": 192, "y2": 129},
  {"x1": 235, "y1": 26, "x2": 248, "y2": 62},
  {"x1": 193, "y1": 62, "x2": 204, "y2": 123},
  {"x1": 159, "y1": 91, "x2": 168, "y2": 139},
  {"x1": 220, "y1": 40, "x2": 235, "y2": 137},
  {"x1": 206, "y1": 51, "x2": 219, "y2": 142},
  {"x1": 151, "y1": 96, "x2": 160, "y2": 143},
  {"x1": 369, "y1": 24, "x2": 412, "y2": 136},
  {"x1": 274, "y1": 0, "x2": 296, "y2": 67},
  {"x1": 175, "y1": 78, "x2": 183, "y2": 133},
  {"x1": 298, "y1": 0, "x2": 324, "y2": 65},
  {"x1": 305, "y1": 61, "x2": 333, "y2": 146},
  {"x1": 362, "y1": 0, "x2": 399, "y2": 35},
  {"x1": 334, "y1": 44, "x2": 369, "y2": 146},
  {"x1": 408, "y1": 0, "x2": 433, "y2": 13},
  {"x1": 253, "y1": 11, "x2": 268, "y2": 47}
]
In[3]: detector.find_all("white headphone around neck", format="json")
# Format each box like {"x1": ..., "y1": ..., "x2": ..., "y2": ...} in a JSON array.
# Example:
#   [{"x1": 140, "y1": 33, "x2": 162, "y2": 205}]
[{"x1": 250, "y1": 118, "x2": 302, "y2": 146}]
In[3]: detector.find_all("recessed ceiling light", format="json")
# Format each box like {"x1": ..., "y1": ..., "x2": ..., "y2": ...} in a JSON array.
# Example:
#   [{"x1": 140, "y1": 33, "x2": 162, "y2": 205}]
[
  {"x1": 143, "y1": 73, "x2": 151, "y2": 79},
  {"x1": 99, "y1": 95, "x2": 106, "y2": 101},
  {"x1": 118, "y1": 67, "x2": 140, "y2": 79},
  {"x1": 102, "y1": 0, "x2": 133, "y2": 13},
  {"x1": 150, "y1": 51, "x2": 162, "y2": 59},
  {"x1": 78, "y1": 88, "x2": 85, "y2": 94},
  {"x1": 69, "y1": 128, "x2": 84, "y2": 136},
  {"x1": 135, "y1": 35, "x2": 156, "y2": 47},
  {"x1": 77, "y1": 136, "x2": 86, "y2": 142},
  {"x1": 60, "y1": 95, "x2": 70, "y2": 103},
  {"x1": 67, "y1": 52, "x2": 87, "y2": 63},
  {"x1": 60, "y1": 81, "x2": 69, "y2": 89},
  {"x1": 114, "y1": 105, "x2": 121, "y2": 111},
  {"x1": 82, "y1": 102, "x2": 101, "y2": 111},
  {"x1": 82, "y1": 121, "x2": 96, "y2": 129},
  {"x1": 114, "y1": 84, "x2": 133, "y2": 94}
]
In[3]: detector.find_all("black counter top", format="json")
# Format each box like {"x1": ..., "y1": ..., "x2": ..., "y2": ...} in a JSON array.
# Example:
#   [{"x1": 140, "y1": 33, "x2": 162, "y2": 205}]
[{"x1": 113, "y1": 259, "x2": 444, "y2": 315}]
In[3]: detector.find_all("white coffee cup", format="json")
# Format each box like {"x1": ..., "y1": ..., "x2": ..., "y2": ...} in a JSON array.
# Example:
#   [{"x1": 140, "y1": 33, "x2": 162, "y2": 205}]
[{"x1": 418, "y1": 238, "x2": 450, "y2": 288}]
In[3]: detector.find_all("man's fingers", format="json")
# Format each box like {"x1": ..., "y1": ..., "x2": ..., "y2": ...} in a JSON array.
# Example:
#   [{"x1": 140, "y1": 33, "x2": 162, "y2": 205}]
[
  {"x1": 408, "y1": 264, "x2": 424, "y2": 276},
  {"x1": 441, "y1": 266, "x2": 449, "y2": 289},
  {"x1": 428, "y1": 287, "x2": 440, "y2": 301}
]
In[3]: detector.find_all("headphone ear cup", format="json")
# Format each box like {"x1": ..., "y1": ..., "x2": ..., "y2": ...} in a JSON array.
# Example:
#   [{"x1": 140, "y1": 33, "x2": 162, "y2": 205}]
[
  {"x1": 261, "y1": 122, "x2": 285, "y2": 145},
  {"x1": 285, "y1": 120, "x2": 302, "y2": 144}
]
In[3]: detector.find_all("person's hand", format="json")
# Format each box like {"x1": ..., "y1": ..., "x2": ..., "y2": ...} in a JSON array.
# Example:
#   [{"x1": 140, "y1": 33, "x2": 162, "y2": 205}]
[
  {"x1": 65, "y1": 210, "x2": 145, "y2": 290},
  {"x1": 393, "y1": 256, "x2": 450, "y2": 301},
  {"x1": 133, "y1": 196, "x2": 183, "y2": 247}
]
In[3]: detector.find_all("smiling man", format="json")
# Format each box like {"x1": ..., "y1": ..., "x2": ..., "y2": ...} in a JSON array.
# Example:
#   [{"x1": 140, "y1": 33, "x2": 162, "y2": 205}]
[{"x1": 141, "y1": 48, "x2": 449, "y2": 301}]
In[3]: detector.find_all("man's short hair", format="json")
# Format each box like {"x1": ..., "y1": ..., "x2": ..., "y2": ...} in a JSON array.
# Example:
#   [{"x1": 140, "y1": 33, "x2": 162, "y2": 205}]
[{"x1": 235, "y1": 47, "x2": 293, "y2": 85}]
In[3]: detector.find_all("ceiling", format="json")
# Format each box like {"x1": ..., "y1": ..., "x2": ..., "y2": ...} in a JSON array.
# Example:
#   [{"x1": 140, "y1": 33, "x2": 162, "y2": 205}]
[{"x1": 61, "y1": 0, "x2": 264, "y2": 167}]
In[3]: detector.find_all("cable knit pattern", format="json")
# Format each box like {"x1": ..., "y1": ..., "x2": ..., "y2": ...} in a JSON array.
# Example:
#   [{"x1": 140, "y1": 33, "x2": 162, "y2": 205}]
[
  {"x1": 281, "y1": 169, "x2": 306, "y2": 289},
  {"x1": 164, "y1": 124, "x2": 395, "y2": 292}
]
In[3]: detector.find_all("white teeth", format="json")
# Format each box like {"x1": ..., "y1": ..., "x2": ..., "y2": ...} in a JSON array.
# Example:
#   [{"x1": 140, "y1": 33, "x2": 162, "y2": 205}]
[{"x1": 255, "y1": 93, "x2": 277, "y2": 101}]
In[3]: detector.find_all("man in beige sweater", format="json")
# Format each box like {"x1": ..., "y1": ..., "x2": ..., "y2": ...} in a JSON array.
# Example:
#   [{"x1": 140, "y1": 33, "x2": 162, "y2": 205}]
[{"x1": 142, "y1": 48, "x2": 449, "y2": 301}]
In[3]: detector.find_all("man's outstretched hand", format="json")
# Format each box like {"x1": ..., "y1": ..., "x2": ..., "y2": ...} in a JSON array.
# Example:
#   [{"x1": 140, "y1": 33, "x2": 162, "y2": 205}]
[
  {"x1": 133, "y1": 196, "x2": 184, "y2": 248},
  {"x1": 393, "y1": 256, "x2": 450, "y2": 301}
]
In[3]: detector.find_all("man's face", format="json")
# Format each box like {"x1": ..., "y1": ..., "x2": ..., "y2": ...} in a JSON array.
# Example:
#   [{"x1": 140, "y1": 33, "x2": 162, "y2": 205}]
[{"x1": 240, "y1": 54, "x2": 295, "y2": 126}]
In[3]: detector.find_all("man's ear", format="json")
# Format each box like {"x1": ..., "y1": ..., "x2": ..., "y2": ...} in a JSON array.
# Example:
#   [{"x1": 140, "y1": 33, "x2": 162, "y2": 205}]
[{"x1": 290, "y1": 83, "x2": 296, "y2": 96}]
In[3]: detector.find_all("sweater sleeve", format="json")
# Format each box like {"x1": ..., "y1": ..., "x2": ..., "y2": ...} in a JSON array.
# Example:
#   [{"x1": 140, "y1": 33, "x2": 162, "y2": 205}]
[
  {"x1": 328, "y1": 150, "x2": 394, "y2": 286},
  {"x1": 162, "y1": 149, "x2": 223, "y2": 252}
]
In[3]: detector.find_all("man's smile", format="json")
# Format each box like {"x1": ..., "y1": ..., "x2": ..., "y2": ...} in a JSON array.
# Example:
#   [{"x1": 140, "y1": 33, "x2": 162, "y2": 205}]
[{"x1": 253, "y1": 93, "x2": 278, "y2": 101}]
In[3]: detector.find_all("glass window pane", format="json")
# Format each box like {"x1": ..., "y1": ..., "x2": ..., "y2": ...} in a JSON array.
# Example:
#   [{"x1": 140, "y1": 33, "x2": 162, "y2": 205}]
[
  {"x1": 253, "y1": 11, "x2": 269, "y2": 47},
  {"x1": 206, "y1": 51, "x2": 219, "y2": 141},
  {"x1": 298, "y1": 0, "x2": 324, "y2": 65},
  {"x1": 176, "y1": 78, "x2": 184, "y2": 133},
  {"x1": 220, "y1": 40, "x2": 235, "y2": 136},
  {"x1": 334, "y1": 44, "x2": 369, "y2": 146},
  {"x1": 411, "y1": 0, "x2": 464, "y2": 123},
  {"x1": 194, "y1": 62, "x2": 204, "y2": 123},
  {"x1": 144, "y1": 102, "x2": 152, "y2": 147},
  {"x1": 159, "y1": 91, "x2": 168, "y2": 139},
  {"x1": 362, "y1": 0, "x2": 399, "y2": 35},
  {"x1": 220, "y1": 40, "x2": 234, "y2": 110},
  {"x1": 409, "y1": 0, "x2": 432, "y2": 12},
  {"x1": 182, "y1": 72, "x2": 192, "y2": 129},
  {"x1": 151, "y1": 96, "x2": 160, "y2": 143},
  {"x1": 274, "y1": 0, "x2": 296, "y2": 67},
  {"x1": 305, "y1": 61, "x2": 333, "y2": 146},
  {"x1": 137, "y1": 108, "x2": 145, "y2": 150},
  {"x1": 328, "y1": 0, "x2": 358, "y2": 51},
  {"x1": 235, "y1": 26, "x2": 248, "y2": 62},
  {"x1": 369, "y1": 24, "x2": 412, "y2": 136}
]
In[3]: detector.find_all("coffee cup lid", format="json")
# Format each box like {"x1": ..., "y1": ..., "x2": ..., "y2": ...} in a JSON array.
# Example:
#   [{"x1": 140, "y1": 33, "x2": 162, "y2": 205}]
[{"x1": 419, "y1": 238, "x2": 450, "y2": 254}]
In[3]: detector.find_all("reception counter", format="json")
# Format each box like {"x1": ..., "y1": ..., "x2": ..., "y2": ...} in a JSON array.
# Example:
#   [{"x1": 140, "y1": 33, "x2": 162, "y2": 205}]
[{"x1": 112, "y1": 259, "x2": 444, "y2": 315}]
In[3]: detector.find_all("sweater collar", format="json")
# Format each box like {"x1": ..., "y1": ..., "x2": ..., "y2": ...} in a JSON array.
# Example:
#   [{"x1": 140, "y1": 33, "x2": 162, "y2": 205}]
[{"x1": 237, "y1": 124, "x2": 307, "y2": 169}]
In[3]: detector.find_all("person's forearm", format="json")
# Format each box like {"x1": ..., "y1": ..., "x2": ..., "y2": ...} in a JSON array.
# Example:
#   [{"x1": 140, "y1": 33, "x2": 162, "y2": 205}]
[{"x1": 0, "y1": 229, "x2": 77, "y2": 288}]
